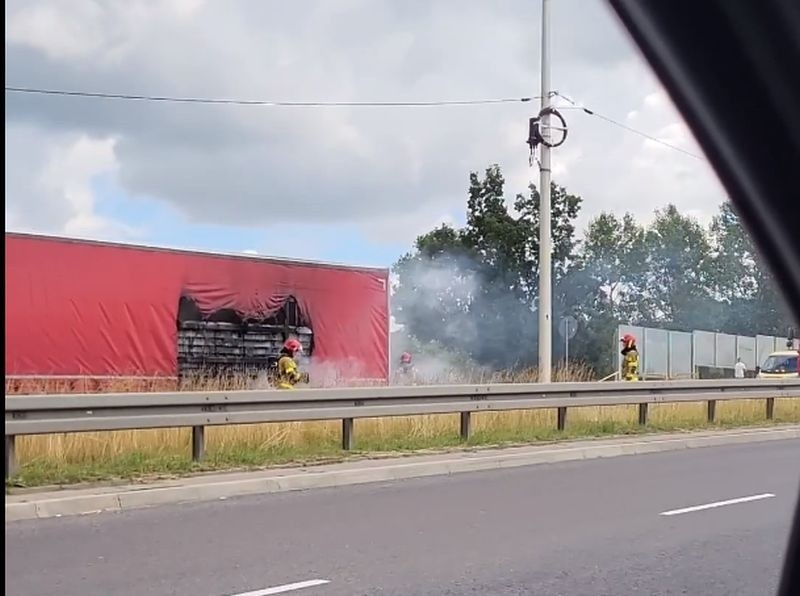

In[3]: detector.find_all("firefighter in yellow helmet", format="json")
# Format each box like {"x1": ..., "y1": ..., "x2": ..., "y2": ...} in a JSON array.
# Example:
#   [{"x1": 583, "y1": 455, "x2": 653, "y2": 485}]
[
  {"x1": 620, "y1": 334, "x2": 640, "y2": 381},
  {"x1": 276, "y1": 338, "x2": 305, "y2": 390}
]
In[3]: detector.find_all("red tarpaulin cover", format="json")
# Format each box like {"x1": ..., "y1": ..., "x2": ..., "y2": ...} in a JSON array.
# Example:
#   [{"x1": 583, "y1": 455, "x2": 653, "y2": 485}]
[{"x1": 5, "y1": 233, "x2": 389, "y2": 381}]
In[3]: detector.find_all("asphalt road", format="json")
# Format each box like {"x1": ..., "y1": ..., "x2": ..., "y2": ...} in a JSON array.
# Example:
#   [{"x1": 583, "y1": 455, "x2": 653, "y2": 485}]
[{"x1": 6, "y1": 439, "x2": 800, "y2": 596}]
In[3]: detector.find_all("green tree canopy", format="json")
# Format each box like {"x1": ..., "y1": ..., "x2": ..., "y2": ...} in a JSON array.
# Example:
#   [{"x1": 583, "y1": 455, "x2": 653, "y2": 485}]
[
  {"x1": 393, "y1": 164, "x2": 794, "y2": 375},
  {"x1": 392, "y1": 164, "x2": 582, "y2": 368}
]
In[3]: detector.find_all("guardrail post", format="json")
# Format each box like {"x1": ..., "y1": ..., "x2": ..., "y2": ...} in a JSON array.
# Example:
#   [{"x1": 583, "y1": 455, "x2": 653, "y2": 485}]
[
  {"x1": 638, "y1": 403, "x2": 649, "y2": 426},
  {"x1": 766, "y1": 397, "x2": 775, "y2": 420},
  {"x1": 191, "y1": 426, "x2": 205, "y2": 461},
  {"x1": 5, "y1": 435, "x2": 16, "y2": 479},
  {"x1": 557, "y1": 407, "x2": 567, "y2": 431},
  {"x1": 707, "y1": 400, "x2": 717, "y2": 423},
  {"x1": 460, "y1": 412, "x2": 472, "y2": 441},
  {"x1": 342, "y1": 418, "x2": 354, "y2": 450}
]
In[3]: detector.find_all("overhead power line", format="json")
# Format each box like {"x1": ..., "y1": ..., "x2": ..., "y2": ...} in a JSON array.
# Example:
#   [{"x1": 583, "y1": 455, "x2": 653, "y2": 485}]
[
  {"x1": 4, "y1": 86, "x2": 536, "y2": 107},
  {"x1": 5, "y1": 85, "x2": 702, "y2": 159},
  {"x1": 551, "y1": 91, "x2": 705, "y2": 161}
]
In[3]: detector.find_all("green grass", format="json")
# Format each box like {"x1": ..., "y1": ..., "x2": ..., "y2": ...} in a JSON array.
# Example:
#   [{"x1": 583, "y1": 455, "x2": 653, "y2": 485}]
[{"x1": 9, "y1": 403, "x2": 798, "y2": 490}]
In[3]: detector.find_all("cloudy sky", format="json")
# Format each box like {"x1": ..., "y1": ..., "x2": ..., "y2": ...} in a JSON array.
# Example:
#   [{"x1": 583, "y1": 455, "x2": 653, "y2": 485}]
[{"x1": 5, "y1": 0, "x2": 729, "y2": 267}]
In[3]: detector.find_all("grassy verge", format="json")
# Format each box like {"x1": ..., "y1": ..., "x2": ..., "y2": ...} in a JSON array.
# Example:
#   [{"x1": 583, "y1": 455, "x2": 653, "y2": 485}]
[{"x1": 8, "y1": 399, "x2": 800, "y2": 490}]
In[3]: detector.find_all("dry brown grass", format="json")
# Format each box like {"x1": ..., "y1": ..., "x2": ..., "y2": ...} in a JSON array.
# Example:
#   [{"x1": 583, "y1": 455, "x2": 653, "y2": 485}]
[
  {"x1": 4, "y1": 362, "x2": 595, "y2": 395},
  {"x1": 13, "y1": 400, "x2": 800, "y2": 468},
  {"x1": 8, "y1": 363, "x2": 800, "y2": 474}
]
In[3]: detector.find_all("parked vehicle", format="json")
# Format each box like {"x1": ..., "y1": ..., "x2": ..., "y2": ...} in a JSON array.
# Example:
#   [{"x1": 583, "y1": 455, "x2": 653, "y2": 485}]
[{"x1": 756, "y1": 350, "x2": 799, "y2": 379}]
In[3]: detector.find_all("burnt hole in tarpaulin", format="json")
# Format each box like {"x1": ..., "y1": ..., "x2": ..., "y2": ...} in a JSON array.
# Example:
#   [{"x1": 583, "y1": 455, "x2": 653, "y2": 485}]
[{"x1": 177, "y1": 295, "x2": 313, "y2": 380}]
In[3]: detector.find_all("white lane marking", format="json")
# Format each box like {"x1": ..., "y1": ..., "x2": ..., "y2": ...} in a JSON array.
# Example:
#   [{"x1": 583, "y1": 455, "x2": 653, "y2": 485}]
[
  {"x1": 660, "y1": 493, "x2": 775, "y2": 516},
  {"x1": 229, "y1": 579, "x2": 330, "y2": 596}
]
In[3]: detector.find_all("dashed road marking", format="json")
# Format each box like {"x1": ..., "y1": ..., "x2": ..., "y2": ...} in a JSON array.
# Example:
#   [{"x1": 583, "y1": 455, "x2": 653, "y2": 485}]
[
  {"x1": 228, "y1": 579, "x2": 330, "y2": 595},
  {"x1": 660, "y1": 493, "x2": 775, "y2": 516}
]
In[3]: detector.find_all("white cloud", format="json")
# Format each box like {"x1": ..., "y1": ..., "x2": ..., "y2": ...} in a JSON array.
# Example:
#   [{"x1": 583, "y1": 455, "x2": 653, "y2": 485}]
[
  {"x1": 5, "y1": 1, "x2": 108, "y2": 60},
  {"x1": 5, "y1": 125, "x2": 137, "y2": 239},
  {"x1": 555, "y1": 74, "x2": 725, "y2": 230},
  {"x1": 362, "y1": 206, "x2": 460, "y2": 247},
  {"x1": 642, "y1": 122, "x2": 693, "y2": 153},
  {"x1": 643, "y1": 90, "x2": 668, "y2": 110},
  {"x1": 5, "y1": 0, "x2": 204, "y2": 63},
  {"x1": 41, "y1": 135, "x2": 116, "y2": 208},
  {"x1": 5, "y1": 0, "x2": 730, "y2": 247}
]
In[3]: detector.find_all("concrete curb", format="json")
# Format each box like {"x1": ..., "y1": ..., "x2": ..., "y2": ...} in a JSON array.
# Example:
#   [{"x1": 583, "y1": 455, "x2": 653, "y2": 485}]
[{"x1": 7, "y1": 425, "x2": 800, "y2": 522}]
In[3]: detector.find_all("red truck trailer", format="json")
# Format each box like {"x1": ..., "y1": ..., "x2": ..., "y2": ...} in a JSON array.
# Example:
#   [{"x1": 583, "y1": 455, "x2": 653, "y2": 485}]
[{"x1": 5, "y1": 232, "x2": 390, "y2": 387}]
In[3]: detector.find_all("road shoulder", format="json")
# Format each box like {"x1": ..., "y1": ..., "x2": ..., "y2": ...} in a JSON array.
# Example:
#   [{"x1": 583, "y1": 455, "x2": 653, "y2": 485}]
[{"x1": 7, "y1": 424, "x2": 799, "y2": 522}]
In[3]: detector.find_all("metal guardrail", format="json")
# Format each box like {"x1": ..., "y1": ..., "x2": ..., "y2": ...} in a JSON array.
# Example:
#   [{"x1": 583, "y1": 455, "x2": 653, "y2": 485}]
[{"x1": 6, "y1": 379, "x2": 800, "y2": 477}]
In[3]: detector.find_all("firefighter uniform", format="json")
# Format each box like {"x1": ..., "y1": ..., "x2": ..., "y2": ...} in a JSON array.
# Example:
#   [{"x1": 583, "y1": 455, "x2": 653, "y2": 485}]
[
  {"x1": 277, "y1": 354, "x2": 302, "y2": 389},
  {"x1": 276, "y1": 338, "x2": 304, "y2": 390},
  {"x1": 620, "y1": 335, "x2": 640, "y2": 381}
]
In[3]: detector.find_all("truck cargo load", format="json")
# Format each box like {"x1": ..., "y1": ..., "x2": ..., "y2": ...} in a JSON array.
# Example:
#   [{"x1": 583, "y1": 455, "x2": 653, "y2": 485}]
[{"x1": 5, "y1": 232, "x2": 390, "y2": 385}]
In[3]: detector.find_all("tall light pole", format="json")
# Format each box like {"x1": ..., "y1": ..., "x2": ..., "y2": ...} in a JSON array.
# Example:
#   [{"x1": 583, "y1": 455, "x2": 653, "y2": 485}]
[{"x1": 537, "y1": 0, "x2": 552, "y2": 383}]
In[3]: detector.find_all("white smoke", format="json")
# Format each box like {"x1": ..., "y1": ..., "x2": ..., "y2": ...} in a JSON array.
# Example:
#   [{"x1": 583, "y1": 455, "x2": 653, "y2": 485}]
[
  {"x1": 246, "y1": 357, "x2": 376, "y2": 389},
  {"x1": 392, "y1": 253, "x2": 481, "y2": 354},
  {"x1": 249, "y1": 370, "x2": 272, "y2": 390},
  {"x1": 304, "y1": 356, "x2": 374, "y2": 388}
]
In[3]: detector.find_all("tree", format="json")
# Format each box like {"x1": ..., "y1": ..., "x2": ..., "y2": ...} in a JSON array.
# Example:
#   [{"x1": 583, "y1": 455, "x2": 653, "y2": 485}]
[
  {"x1": 392, "y1": 224, "x2": 476, "y2": 350},
  {"x1": 641, "y1": 204, "x2": 718, "y2": 330},
  {"x1": 578, "y1": 212, "x2": 648, "y2": 318},
  {"x1": 510, "y1": 180, "x2": 583, "y2": 296},
  {"x1": 560, "y1": 212, "x2": 648, "y2": 373},
  {"x1": 395, "y1": 189, "x2": 795, "y2": 377},
  {"x1": 708, "y1": 202, "x2": 795, "y2": 335},
  {"x1": 708, "y1": 202, "x2": 758, "y2": 303},
  {"x1": 392, "y1": 164, "x2": 583, "y2": 368}
]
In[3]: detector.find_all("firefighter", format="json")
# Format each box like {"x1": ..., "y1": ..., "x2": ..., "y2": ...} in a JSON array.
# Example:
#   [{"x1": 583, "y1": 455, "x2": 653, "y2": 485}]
[
  {"x1": 276, "y1": 338, "x2": 304, "y2": 390},
  {"x1": 620, "y1": 334, "x2": 640, "y2": 381},
  {"x1": 395, "y1": 351, "x2": 415, "y2": 384},
  {"x1": 399, "y1": 352, "x2": 413, "y2": 374}
]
